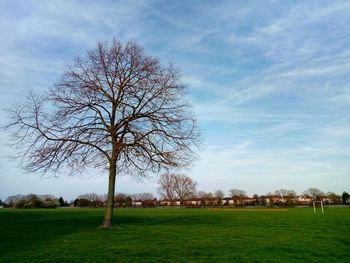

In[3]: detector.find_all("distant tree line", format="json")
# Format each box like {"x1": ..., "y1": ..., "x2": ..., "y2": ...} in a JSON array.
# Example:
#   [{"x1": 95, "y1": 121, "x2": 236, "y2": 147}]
[
  {"x1": 4, "y1": 194, "x2": 61, "y2": 208},
  {"x1": 70, "y1": 188, "x2": 349, "y2": 208},
  {"x1": 2, "y1": 190, "x2": 349, "y2": 209},
  {"x1": 73, "y1": 192, "x2": 157, "y2": 208},
  {"x1": 1, "y1": 174, "x2": 349, "y2": 209},
  {"x1": 156, "y1": 174, "x2": 350, "y2": 207}
]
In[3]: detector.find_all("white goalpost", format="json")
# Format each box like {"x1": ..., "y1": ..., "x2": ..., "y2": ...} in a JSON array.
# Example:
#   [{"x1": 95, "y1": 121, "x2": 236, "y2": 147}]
[{"x1": 313, "y1": 201, "x2": 324, "y2": 214}]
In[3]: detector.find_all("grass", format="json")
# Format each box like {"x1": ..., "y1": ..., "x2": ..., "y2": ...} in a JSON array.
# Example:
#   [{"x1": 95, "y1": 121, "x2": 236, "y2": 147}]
[{"x1": 0, "y1": 207, "x2": 349, "y2": 262}]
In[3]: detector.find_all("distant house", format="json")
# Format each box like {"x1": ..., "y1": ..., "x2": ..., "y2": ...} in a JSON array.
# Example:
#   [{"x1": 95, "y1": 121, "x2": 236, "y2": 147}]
[
  {"x1": 185, "y1": 198, "x2": 202, "y2": 206},
  {"x1": 297, "y1": 195, "x2": 313, "y2": 205},
  {"x1": 225, "y1": 197, "x2": 253, "y2": 206},
  {"x1": 132, "y1": 200, "x2": 142, "y2": 206},
  {"x1": 159, "y1": 199, "x2": 181, "y2": 206},
  {"x1": 159, "y1": 199, "x2": 172, "y2": 206},
  {"x1": 269, "y1": 195, "x2": 286, "y2": 204},
  {"x1": 241, "y1": 197, "x2": 254, "y2": 205}
]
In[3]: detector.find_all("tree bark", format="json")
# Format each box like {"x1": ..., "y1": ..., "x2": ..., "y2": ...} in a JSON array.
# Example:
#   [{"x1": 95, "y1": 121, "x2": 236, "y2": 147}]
[{"x1": 100, "y1": 159, "x2": 117, "y2": 229}]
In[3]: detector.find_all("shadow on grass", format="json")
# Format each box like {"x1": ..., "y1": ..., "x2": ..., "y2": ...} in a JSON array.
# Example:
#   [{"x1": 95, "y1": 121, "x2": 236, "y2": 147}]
[{"x1": 0, "y1": 209, "x2": 103, "y2": 256}]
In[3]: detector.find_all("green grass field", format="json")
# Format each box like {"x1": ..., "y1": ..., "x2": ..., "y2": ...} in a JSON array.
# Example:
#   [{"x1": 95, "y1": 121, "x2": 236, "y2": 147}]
[{"x1": 0, "y1": 208, "x2": 349, "y2": 262}]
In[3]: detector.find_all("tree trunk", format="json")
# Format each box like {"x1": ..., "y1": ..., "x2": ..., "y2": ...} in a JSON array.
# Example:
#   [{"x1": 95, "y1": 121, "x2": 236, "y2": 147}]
[{"x1": 100, "y1": 159, "x2": 117, "y2": 229}]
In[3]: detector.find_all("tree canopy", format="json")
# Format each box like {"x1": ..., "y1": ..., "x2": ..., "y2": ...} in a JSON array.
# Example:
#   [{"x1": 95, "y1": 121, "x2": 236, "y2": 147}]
[{"x1": 6, "y1": 39, "x2": 200, "y2": 228}]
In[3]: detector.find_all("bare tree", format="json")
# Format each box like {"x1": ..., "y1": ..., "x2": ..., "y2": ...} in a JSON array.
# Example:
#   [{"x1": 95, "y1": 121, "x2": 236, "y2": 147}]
[
  {"x1": 229, "y1": 189, "x2": 247, "y2": 206},
  {"x1": 77, "y1": 193, "x2": 103, "y2": 202},
  {"x1": 274, "y1": 189, "x2": 297, "y2": 207},
  {"x1": 114, "y1": 193, "x2": 132, "y2": 207},
  {"x1": 274, "y1": 189, "x2": 296, "y2": 197},
  {"x1": 132, "y1": 192, "x2": 156, "y2": 207},
  {"x1": 196, "y1": 191, "x2": 213, "y2": 206},
  {"x1": 157, "y1": 173, "x2": 177, "y2": 204},
  {"x1": 214, "y1": 189, "x2": 225, "y2": 205},
  {"x1": 5, "y1": 39, "x2": 200, "y2": 228},
  {"x1": 214, "y1": 189, "x2": 225, "y2": 199},
  {"x1": 326, "y1": 192, "x2": 341, "y2": 204},
  {"x1": 132, "y1": 192, "x2": 155, "y2": 201},
  {"x1": 158, "y1": 173, "x2": 197, "y2": 205},
  {"x1": 5, "y1": 195, "x2": 25, "y2": 207},
  {"x1": 173, "y1": 174, "x2": 197, "y2": 204},
  {"x1": 252, "y1": 194, "x2": 260, "y2": 206},
  {"x1": 303, "y1": 188, "x2": 325, "y2": 201},
  {"x1": 196, "y1": 191, "x2": 213, "y2": 199},
  {"x1": 229, "y1": 189, "x2": 247, "y2": 198}
]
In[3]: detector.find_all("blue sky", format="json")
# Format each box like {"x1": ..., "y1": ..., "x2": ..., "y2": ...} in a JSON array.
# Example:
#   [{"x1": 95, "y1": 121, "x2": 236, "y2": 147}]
[{"x1": 1, "y1": 0, "x2": 350, "y2": 200}]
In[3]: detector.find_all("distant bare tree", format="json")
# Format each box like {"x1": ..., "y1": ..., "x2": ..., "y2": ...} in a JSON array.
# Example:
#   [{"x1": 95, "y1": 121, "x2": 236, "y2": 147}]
[
  {"x1": 114, "y1": 193, "x2": 132, "y2": 207},
  {"x1": 326, "y1": 192, "x2": 341, "y2": 204},
  {"x1": 274, "y1": 189, "x2": 296, "y2": 197},
  {"x1": 6, "y1": 195, "x2": 25, "y2": 207},
  {"x1": 274, "y1": 189, "x2": 297, "y2": 207},
  {"x1": 5, "y1": 39, "x2": 200, "y2": 228},
  {"x1": 76, "y1": 193, "x2": 103, "y2": 208},
  {"x1": 197, "y1": 191, "x2": 213, "y2": 199},
  {"x1": 214, "y1": 189, "x2": 225, "y2": 199},
  {"x1": 132, "y1": 192, "x2": 156, "y2": 207},
  {"x1": 173, "y1": 174, "x2": 197, "y2": 204},
  {"x1": 229, "y1": 189, "x2": 247, "y2": 206},
  {"x1": 229, "y1": 189, "x2": 247, "y2": 198},
  {"x1": 303, "y1": 188, "x2": 325, "y2": 201},
  {"x1": 252, "y1": 194, "x2": 260, "y2": 206},
  {"x1": 213, "y1": 189, "x2": 224, "y2": 206},
  {"x1": 158, "y1": 173, "x2": 177, "y2": 204},
  {"x1": 132, "y1": 192, "x2": 155, "y2": 201},
  {"x1": 158, "y1": 173, "x2": 197, "y2": 204},
  {"x1": 195, "y1": 191, "x2": 214, "y2": 206},
  {"x1": 77, "y1": 193, "x2": 103, "y2": 202}
]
